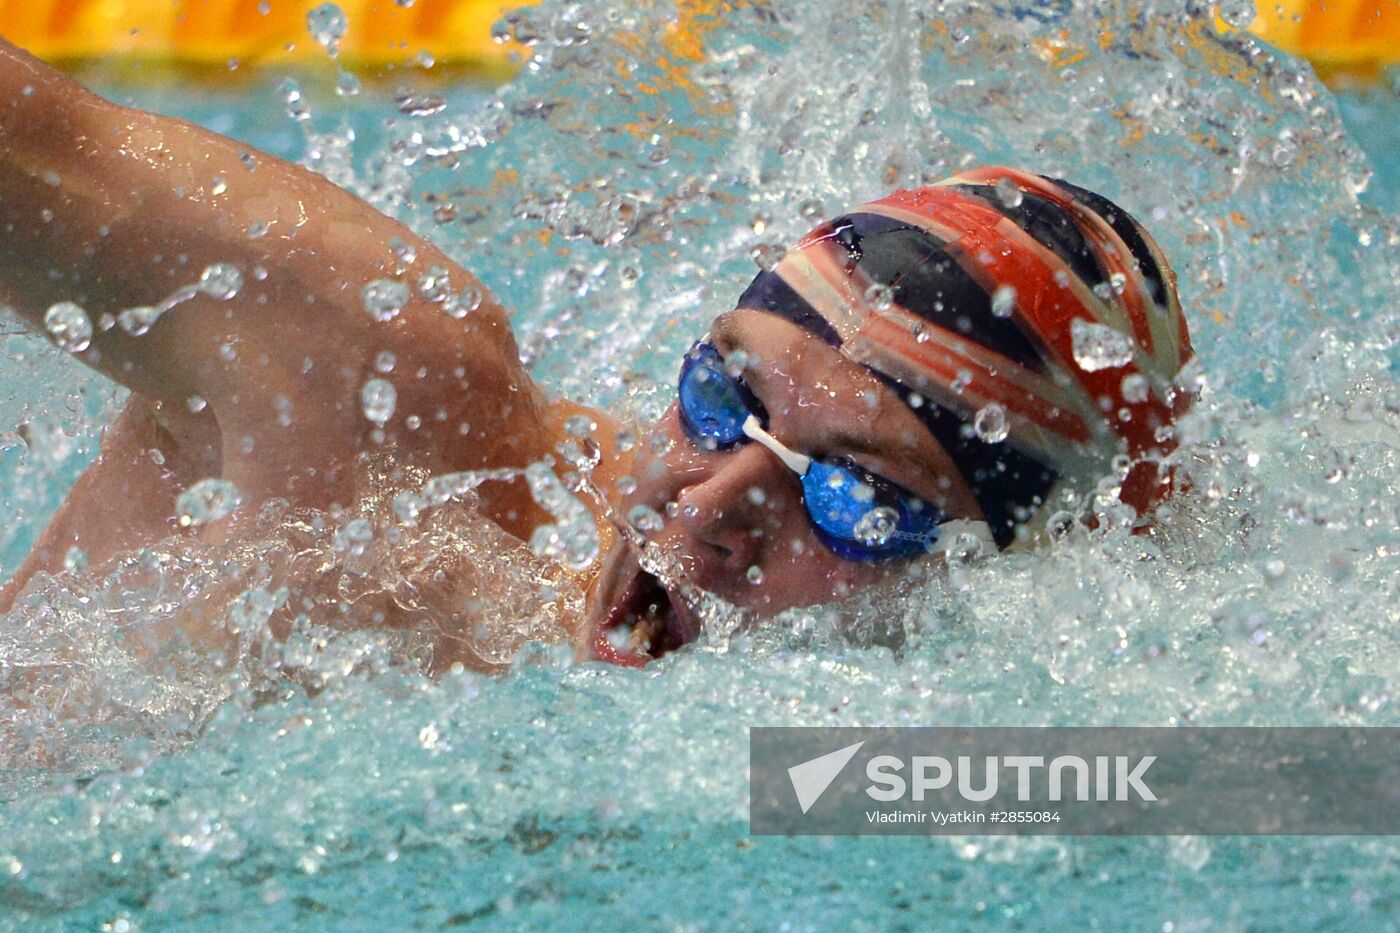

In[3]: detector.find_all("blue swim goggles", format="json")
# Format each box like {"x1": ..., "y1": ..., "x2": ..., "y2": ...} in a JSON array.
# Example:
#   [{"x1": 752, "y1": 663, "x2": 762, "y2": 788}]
[{"x1": 677, "y1": 341, "x2": 982, "y2": 561}]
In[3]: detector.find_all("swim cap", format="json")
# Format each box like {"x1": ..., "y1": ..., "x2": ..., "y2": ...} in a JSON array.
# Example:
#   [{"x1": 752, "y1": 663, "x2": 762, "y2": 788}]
[{"x1": 737, "y1": 166, "x2": 1196, "y2": 548}]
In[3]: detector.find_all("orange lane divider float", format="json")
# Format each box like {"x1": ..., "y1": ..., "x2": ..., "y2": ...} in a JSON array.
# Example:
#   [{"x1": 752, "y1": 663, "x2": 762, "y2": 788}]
[
  {"x1": 1237, "y1": 0, "x2": 1400, "y2": 82},
  {"x1": 0, "y1": 0, "x2": 525, "y2": 72},
  {"x1": 0, "y1": 0, "x2": 1395, "y2": 82}
]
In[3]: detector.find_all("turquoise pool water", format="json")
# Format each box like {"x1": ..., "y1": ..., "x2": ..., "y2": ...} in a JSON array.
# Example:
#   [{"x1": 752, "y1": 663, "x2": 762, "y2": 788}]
[{"x1": 2, "y1": 1, "x2": 1398, "y2": 929}]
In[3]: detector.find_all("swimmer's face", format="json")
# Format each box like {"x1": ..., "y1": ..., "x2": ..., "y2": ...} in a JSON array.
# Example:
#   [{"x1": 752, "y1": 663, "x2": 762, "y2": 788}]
[{"x1": 581, "y1": 308, "x2": 981, "y2": 665}]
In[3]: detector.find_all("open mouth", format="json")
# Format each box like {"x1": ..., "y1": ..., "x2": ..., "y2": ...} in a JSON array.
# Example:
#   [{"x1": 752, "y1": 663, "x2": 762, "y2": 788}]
[{"x1": 590, "y1": 567, "x2": 699, "y2": 667}]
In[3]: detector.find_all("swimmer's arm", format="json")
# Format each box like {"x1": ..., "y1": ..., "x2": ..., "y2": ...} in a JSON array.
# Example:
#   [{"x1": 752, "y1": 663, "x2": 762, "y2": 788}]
[
  {"x1": 0, "y1": 395, "x2": 212, "y2": 613},
  {"x1": 0, "y1": 38, "x2": 555, "y2": 482}
]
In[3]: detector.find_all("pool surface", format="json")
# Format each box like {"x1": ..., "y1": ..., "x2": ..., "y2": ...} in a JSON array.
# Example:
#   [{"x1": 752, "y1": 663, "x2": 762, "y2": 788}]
[{"x1": 2, "y1": 1, "x2": 1399, "y2": 929}]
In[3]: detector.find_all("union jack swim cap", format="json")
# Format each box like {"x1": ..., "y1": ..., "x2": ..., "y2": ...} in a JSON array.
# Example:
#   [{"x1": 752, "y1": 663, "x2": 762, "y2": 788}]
[{"x1": 737, "y1": 166, "x2": 1196, "y2": 548}]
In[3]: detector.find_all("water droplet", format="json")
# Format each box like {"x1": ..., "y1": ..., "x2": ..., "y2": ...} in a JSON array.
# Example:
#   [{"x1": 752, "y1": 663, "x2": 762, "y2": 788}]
[
  {"x1": 994, "y1": 177, "x2": 1023, "y2": 208},
  {"x1": 360, "y1": 378, "x2": 397, "y2": 424},
  {"x1": 333, "y1": 517, "x2": 373, "y2": 556},
  {"x1": 746, "y1": 565, "x2": 764, "y2": 585},
  {"x1": 117, "y1": 305, "x2": 161, "y2": 336},
  {"x1": 186, "y1": 394, "x2": 207, "y2": 413},
  {"x1": 198, "y1": 263, "x2": 243, "y2": 300},
  {"x1": 1216, "y1": 0, "x2": 1256, "y2": 30},
  {"x1": 306, "y1": 3, "x2": 347, "y2": 57},
  {"x1": 335, "y1": 69, "x2": 361, "y2": 97},
  {"x1": 1120, "y1": 373, "x2": 1150, "y2": 404},
  {"x1": 991, "y1": 284, "x2": 1016, "y2": 318},
  {"x1": 280, "y1": 77, "x2": 310, "y2": 122},
  {"x1": 63, "y1": 546, "x2": 87, "y2": 574},
  {"x1": 565, "y1": 414, "x2": 596, "y2": 437},
  {"x1": 44, "y1": 301, "x2": 92, "y2": 352},
  {"x1": 176, "y1": 478, "x2": 243, "y2": 526},
  {"x1": 1071, "y1": 318, "x2": 1135, "y2": 371},
  {"x1": 361, "y1": 279, "x2": 409, "y2": 322},
  {"x1": 948, "y1": 532, "x2": 986, "y2": 565},
  {"x1": 616, "y1": 475, "x2": 638, "y2": 496},
  {"x1": 416, "y1": 266, "x2": 452, "y2": 303},
  {"x1": 628, "y1": 504, "x2": 665, "y2": 533},
  {"x1": 973, "y1": 402, "x2": 1009, "y2": 442},
  {"x1": 395, "y1": 91, "x2": 447, "y2": 117},
  {"x1": 444, "y1": 284, "x2": 483, "y2": 319},
  {"x1": 393, "y1": 490, "x2": 425, "y2": 524},
  {"x1": 853, "y1": 506, "x2": 900, "y2": 547},
  {"x1": 750, "y1": 243, "x2": 786, "y2": 271},
  {"x1": 864, "y1": 282, "x2": 894, "y2": 311},
  {"x1": 374, "y1": 350, "x2": 396, "y2": 373},
  {"x1": 389, "y1": 238, "x2": 417, "y2": 267},
  {"x1": 211, "y1": 174, "x2": 227, "y2": 196}
]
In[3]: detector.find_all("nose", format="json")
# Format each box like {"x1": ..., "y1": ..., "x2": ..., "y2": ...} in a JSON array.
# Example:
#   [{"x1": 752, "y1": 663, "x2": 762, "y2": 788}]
[{"x1": 672, "y1": 440, "x2": 799, "y2": 566}]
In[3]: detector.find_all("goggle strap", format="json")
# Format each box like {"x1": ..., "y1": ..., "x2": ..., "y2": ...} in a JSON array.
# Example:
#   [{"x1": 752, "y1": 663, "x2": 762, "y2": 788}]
[{"x1": 742, "y1": 414, "x2": 813, "y2": 476}]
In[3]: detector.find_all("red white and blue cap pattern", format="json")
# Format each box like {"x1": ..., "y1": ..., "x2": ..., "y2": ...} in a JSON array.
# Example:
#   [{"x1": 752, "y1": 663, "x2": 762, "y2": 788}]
[{"x1": 736, "y1": 166, "x2": 1196, "y2": 547}]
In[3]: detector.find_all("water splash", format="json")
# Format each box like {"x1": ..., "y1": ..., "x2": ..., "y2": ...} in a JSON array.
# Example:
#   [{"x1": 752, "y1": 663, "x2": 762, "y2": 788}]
[{"x1": 0, "y1": 0, "x2": 1398, "y2": 928}]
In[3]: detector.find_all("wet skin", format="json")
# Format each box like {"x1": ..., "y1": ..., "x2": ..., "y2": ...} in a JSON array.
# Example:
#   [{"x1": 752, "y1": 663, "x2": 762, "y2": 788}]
[
  {"x1": 577, "y1": 309, "x2": 983, "y2": 665},
  {"x1": 0, "y1": 39, "x2": 979, "y2": 669}
]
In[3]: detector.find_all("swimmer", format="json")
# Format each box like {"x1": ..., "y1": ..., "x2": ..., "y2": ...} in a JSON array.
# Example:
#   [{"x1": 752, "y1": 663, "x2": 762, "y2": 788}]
[{"x1": 0, "y1": 39, "x2": 1194, "y2": 669}]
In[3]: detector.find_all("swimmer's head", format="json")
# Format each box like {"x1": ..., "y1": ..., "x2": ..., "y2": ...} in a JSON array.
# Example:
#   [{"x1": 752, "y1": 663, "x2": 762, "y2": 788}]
[
  {"x1": 586, "y1": 167, "x2": 1195, "y2": 665},
  {"x1": 732, "y1": 166, "x2": 1196, "y2": 548}
]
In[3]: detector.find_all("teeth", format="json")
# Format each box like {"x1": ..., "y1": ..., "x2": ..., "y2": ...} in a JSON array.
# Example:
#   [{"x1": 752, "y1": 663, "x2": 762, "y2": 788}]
[{"x1": 627, "y1": 609, "x2": 666, "y2": 654}]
